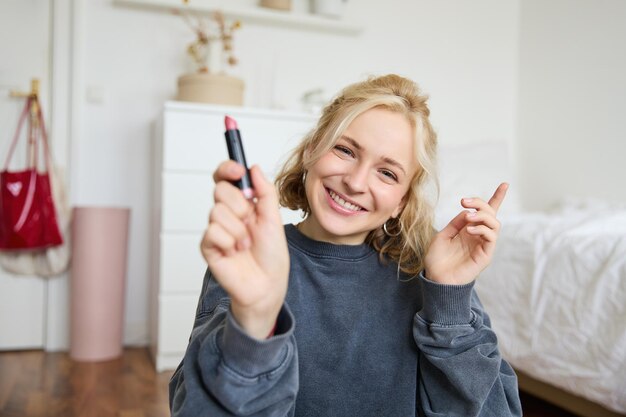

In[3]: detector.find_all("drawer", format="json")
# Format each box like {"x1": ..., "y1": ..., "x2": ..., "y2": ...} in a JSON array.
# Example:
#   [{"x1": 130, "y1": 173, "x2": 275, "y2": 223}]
[
  {"x1": 163, "y1": 112, "x2": 223, "y2": 173},
  {"x1": 163, "y1": 109, "x2": 315, "y2": 173},
  {"x1": 160, "y1": 233, "x2": 207, "y2": 293},
  {"x1": 162, "y1": 172, "x2": 213, "y2": 232},
  {"x1": 161, "y1": 172, "x2": 303, "y2": 232}
]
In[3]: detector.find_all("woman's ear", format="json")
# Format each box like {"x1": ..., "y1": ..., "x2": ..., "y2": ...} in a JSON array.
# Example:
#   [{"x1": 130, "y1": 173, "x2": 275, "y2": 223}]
[
  {"x1": 303, "y1": 143, "x2": 312, "y2": 161},
  {"x1": 391, "y1": 193, "x2": 410, "y2": 219},
  {"x1": 391, "y1": 203, "x2": 404, "y2": 219}
]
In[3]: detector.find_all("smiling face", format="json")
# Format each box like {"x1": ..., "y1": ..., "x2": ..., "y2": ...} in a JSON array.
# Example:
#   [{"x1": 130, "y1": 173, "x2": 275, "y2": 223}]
[{"x1": 299, "y1": 107, "x2": 418, "y2": 245}]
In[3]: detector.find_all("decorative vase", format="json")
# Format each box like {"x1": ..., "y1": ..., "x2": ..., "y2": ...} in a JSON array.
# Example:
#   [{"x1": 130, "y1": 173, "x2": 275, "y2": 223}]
[
  {"x1": 206, "y1": 41, "x2": 224, "y2": 74},
  {"x1": 176, "y1": 73, "x2": 244, "y2": 106}
]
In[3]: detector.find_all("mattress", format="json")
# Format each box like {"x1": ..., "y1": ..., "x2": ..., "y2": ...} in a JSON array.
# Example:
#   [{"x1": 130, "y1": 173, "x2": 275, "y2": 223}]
[{"x1": 474, "y1": 201, "x2": 626, "y2": 413}]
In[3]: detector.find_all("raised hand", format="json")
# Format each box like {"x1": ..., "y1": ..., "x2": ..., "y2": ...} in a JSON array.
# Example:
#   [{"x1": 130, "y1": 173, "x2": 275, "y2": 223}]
[
  {"x1": 200, "y1": 160, "x2": 290, "y2": 339},
  {"x1": 424, "y1": 183, "x2": 509, "y2": 286}
]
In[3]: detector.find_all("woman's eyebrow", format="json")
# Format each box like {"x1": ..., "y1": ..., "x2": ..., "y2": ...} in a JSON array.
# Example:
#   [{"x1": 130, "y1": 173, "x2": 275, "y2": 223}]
[
  {"x1": 341, "y1": 135, "x2": 362, "y2": 150},
  {"x1": 340, "y1": 135, "x2": 407, "y2": 176}
]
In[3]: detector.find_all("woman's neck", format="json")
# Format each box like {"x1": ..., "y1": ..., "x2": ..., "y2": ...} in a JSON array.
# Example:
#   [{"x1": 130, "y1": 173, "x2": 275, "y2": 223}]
[{"x1": 296, "y1": 217, "x2": 368, "y2": 246}]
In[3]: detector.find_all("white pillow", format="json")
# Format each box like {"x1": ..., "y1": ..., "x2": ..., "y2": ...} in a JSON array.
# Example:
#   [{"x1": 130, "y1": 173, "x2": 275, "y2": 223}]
[{"x1": 434, "y1": 141, "x2": 521, "y2": 229}]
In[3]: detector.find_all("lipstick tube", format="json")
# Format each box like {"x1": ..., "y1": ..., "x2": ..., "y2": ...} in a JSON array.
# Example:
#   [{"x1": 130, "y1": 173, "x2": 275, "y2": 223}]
[{"x1": 224, "y1": 115, "x2": 254, "y2": 199}]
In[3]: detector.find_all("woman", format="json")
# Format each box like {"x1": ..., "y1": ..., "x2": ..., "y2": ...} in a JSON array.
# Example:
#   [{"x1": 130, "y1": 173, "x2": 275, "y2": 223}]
[{"x1": 169, "y1": 74, "x2": 522, "y2": 416}]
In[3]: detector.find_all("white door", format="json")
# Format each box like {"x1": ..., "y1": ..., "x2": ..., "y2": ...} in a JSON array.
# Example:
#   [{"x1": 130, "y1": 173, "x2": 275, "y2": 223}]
[{"x1": 0, "y1": 0, "x2": 51, "y2": 350}]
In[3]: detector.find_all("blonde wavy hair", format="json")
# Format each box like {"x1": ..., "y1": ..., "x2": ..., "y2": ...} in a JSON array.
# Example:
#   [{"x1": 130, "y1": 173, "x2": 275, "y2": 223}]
[{"x1": 275, "y1": 74, "x2": 438, "y2": 276}]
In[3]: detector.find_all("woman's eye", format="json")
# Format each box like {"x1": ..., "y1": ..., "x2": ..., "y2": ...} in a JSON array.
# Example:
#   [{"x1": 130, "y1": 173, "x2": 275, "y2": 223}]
[
  {"x1": 380, "y1": 170, "x2": 398, "y2": 181},
  {"x1": 334, "y1": 145, "x2": 354, "y2": 157}
]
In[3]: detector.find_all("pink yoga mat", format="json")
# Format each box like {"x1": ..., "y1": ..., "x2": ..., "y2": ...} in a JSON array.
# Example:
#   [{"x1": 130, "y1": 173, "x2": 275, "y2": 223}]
[{"x1": 69, "y1": 206, "x2": 130, "y2": 362}]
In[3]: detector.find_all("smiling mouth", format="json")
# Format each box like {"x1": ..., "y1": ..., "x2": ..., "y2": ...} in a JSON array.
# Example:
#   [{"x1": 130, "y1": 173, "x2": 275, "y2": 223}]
[{"x1": 326, "y1": 188, "x2": 365, "y2": 212}]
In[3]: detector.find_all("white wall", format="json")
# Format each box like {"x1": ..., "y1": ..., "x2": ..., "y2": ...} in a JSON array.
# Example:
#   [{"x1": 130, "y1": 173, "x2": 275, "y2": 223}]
[
  {"x1": 517, "y1": 0, "x2": 626, "y2": 210},
  {"x1": 3, "y1": 0, "x2": 616, "y2": 352},
  {"x1": 65, "y1": 0, "x2": 520, "y2": 347}
]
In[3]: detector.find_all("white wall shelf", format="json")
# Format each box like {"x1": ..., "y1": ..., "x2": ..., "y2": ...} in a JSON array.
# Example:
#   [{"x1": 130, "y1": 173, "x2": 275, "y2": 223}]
[{"x1": 114, "y1": 0, "x2": 362, "y2": 35}]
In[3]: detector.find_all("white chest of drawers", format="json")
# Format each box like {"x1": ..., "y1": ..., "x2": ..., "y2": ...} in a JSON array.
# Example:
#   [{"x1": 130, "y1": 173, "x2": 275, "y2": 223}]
[{"x1": 150, "y1": 102, "x2": 316, "y2": 371}]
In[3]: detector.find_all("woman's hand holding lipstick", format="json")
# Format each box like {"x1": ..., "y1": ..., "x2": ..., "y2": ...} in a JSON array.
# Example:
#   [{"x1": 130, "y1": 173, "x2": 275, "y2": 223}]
[{"x1": 200, "y1": 160, "x2": 290, "y2": 340}]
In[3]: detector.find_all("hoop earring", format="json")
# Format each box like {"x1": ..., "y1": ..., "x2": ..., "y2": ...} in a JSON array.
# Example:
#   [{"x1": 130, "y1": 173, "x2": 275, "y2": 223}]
[{"x1": 383, "y1": 219, "x2": 402, "y2": 237}]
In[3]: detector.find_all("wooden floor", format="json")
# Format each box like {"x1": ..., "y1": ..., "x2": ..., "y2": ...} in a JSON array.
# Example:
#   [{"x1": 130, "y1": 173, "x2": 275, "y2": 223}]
[
  {"x1": 0, "y1": 348, "x2": 578, "y2": 417},
  {"x1": 0, "y1": 348, "x2": 172, "y2": 417}
]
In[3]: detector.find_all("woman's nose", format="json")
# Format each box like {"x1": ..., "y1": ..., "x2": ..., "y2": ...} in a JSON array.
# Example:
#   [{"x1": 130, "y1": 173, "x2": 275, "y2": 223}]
[{"x1": 343, "y1": 164, "x2": 368, "y2": 193}]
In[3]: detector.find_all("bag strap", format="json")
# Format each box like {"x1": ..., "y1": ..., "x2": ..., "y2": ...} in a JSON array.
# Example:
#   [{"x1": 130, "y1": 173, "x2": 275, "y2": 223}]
[
  {"x1": 7, "y1": 97, "x2": 57, "y2": 233},
  {"x1": 28, "y1": 105, "x2": 39, "y2": 170},
  {"x1": 3, "y1": 97, "x2": 32, "y2": 171},
  {"x1": 3, "y1": 96, "x2": 54, "y2": 173},
  {"x1": 26, "y1": 97, "x2": 52, "y2": 173},
  {"x1": 35, "y1": 97, "x2": 53, "y2": 172}
]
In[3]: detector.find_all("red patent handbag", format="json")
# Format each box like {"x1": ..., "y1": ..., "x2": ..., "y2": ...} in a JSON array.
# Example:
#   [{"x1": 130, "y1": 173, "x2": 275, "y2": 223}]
[{"x1": 0, "y1": 96, "x2": 63, "y2": 250}]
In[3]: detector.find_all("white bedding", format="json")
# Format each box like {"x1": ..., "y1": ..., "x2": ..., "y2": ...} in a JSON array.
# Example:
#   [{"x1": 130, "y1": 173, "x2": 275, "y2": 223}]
[{"x1": 474, "y1": 202, "x2": 626, "y2": 413}]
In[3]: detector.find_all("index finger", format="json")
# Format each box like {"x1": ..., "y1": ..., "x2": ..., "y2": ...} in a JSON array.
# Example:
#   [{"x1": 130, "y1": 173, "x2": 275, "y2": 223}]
[
  {"x1": 212, "y1": 160, "x2": 246, "y2": 184},
  {"x1": 488, "y1": 182, "x2": 509, "y2": 213}
]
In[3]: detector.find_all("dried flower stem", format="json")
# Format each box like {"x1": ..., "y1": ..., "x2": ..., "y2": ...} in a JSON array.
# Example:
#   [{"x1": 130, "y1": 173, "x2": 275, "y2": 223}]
[{"x1": 175, "y1": 1, "x2": 241, "y2": 73}]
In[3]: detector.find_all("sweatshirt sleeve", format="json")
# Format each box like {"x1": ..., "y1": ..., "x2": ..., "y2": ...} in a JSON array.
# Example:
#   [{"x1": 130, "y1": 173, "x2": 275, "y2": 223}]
[
  {"x1": 413, "y1": 272, "x2": 522, "y2": 417},
  {"x1": 169, "y1": 268, "x2": 299, "y2": 417}
]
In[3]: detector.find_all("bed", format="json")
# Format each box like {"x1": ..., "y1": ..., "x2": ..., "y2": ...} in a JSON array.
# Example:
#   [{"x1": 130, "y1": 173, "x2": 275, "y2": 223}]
[{"x1": 436, "y1": 142, "x2": 626, "y2": 416}]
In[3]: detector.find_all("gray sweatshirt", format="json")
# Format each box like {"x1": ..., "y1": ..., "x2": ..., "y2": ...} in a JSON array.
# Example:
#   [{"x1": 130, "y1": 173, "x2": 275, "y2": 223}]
[{"x1": 169, "y1": 224, "x2": 522, "y2": 416}]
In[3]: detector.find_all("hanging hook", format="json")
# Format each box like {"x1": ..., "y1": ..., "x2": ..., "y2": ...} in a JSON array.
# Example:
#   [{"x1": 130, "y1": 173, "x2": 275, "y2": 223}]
[
  {"x1": 10, "y1": 79, "x2": 40, "y2": 128},
  {"x1": 10, "y1": 78, "x2": 39, "y2": 99}
]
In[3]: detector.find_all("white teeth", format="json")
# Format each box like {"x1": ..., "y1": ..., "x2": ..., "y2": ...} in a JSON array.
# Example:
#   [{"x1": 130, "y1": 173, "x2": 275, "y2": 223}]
[{"x1": 328, "y1": 189, "x2": 362, "y2": 211}]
